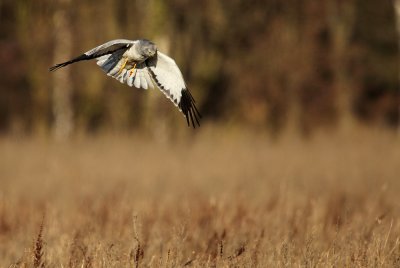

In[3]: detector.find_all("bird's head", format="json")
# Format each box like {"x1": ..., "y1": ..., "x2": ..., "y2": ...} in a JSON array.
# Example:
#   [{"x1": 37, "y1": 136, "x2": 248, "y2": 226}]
[{"x1": 139, "y1": 39, "x2": 157, "y2": 58}]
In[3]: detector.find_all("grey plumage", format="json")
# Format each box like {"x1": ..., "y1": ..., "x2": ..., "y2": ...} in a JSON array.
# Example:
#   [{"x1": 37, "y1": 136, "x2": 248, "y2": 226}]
[{"x1": 50, "y1": 39, "x2": 200, "y2": 128}]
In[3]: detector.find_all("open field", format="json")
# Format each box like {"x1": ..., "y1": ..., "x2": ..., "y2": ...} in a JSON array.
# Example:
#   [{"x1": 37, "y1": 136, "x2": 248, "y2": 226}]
[{"x1": 0, "y1": 129, "x2": 399, "y2": 267}]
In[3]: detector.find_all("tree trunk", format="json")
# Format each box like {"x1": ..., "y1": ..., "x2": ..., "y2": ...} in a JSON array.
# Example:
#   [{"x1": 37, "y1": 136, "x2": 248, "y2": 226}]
[
  {"x1": 52, "y1": 0, "x2": 73, "y2": 140},
  {"x1": 394, "y1": 0, "x2": 400, "y2": 134},
  {"x1": 327, "y1": 0, "x2": 357, "y2": 134}
]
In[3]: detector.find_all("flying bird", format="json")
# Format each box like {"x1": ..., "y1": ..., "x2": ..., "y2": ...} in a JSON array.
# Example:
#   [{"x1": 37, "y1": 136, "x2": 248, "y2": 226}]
[{"x1": 50, "y1": 39, "x2": 201, "y2": 128}]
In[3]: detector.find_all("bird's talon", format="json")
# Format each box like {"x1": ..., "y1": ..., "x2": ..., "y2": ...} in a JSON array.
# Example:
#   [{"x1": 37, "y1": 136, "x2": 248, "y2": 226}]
[
  {"x1": 129, "y1": 63, "x2": 137, "y2": 77},
  {"x1": 117, "y1": 59, "x2": 128, "y2": 75}
]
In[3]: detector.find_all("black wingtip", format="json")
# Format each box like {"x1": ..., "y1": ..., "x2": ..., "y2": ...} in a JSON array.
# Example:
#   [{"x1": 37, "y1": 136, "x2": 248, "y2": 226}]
[
  {"x1": 49, "y1": 62, "x2": 68, "y2": 72},
  {"x1": 179, "y1": 88, "x2": 201, "y2": 128},
  {"x1": 49, "y1": 54, "x2": 92, "y2": 72}
]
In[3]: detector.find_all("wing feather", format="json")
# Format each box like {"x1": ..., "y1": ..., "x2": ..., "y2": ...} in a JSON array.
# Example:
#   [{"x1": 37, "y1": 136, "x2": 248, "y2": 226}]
[
  {"x1": 146, "y1": 52, "x2": 201, "y2": 128},
  {"x1": 140, "y1": 72, "x2": 148, "y2": 90},
  {"x1": 85, "y1": 39, "x2": 136, "y2": 58},
  {"x1": 49, "y1": 39, "x2": 136, "y2": 71},
  {"x1": 133, "y1": 74, "x2": 141, "y2": 88}
]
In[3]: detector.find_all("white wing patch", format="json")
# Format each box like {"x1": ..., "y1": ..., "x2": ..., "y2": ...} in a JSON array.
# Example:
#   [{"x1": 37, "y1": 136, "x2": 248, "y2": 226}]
[
  {"x1": 146, "y1": 52, "x2": 186, "y2": 106},
  {"x1": 146, "y1": 52, "x2": 201, "y2": 127}
]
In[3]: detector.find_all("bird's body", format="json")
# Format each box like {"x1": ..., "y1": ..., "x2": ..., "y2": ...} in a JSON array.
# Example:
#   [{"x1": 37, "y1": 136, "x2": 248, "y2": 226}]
[{"x1": 50, "y1": 39, "x2": 200, "y2": 127}]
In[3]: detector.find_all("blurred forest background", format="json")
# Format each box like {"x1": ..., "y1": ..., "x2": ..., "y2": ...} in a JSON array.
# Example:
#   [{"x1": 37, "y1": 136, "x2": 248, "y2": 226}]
[
  {"x1": 1, "y1": 1, "x2": 400, "y2": 265},
  {"x1": 0, "y1": 0, "x2": 398, "y2": 139}
]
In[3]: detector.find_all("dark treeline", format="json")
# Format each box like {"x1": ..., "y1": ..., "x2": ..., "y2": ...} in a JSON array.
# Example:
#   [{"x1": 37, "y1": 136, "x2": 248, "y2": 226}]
[{"x1": 0, "y1": 0, "x2": 398, "y2": 137}]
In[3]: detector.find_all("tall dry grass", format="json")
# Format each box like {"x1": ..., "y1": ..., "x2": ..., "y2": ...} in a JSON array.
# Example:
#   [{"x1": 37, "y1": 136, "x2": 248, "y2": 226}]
[{"x1": 0, "y1": 128, "x2": 399, "y2": 267}]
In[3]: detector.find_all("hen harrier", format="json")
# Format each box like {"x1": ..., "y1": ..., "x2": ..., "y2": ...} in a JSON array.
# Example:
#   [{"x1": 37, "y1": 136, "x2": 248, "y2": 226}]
[{"x1": 50, "y1": 39, "x2": 201, "y2": 128}]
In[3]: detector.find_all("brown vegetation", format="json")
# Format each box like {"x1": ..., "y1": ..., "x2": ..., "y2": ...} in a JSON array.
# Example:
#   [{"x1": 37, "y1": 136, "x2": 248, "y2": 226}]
[{"x1": 0, "y1": 129, "x2": 399, "y2": 267}]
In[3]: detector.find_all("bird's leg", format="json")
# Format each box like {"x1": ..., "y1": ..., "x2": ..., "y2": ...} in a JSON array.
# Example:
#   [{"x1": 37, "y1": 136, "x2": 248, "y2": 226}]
[
  {"x1": 117, "y1": 58, "x2": 128, "y2": 75},
  {"x1": 129, "y1": 63, "x2": 137, "y2": 77}
]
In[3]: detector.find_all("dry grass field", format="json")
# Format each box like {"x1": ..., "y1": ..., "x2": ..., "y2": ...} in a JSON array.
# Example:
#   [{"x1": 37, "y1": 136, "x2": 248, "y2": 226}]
[{"x1": 0, "y1": 128, "x2": 399, "y2": 267}]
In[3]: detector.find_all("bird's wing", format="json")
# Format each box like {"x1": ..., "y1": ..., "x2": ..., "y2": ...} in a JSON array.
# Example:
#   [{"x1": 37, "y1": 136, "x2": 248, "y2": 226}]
[
  {"x1": 96, "y1": 54, "x2": 155, "y2": 90},
  {"x1": 146, "y1": 51, "x2": 201, "y2": 128},
  {"x1": 49, "y1": 39, "x2": 136, "y2": 71},
  {"x1": 98, "y1": 51, "x2": 201, "y2": 128}
]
